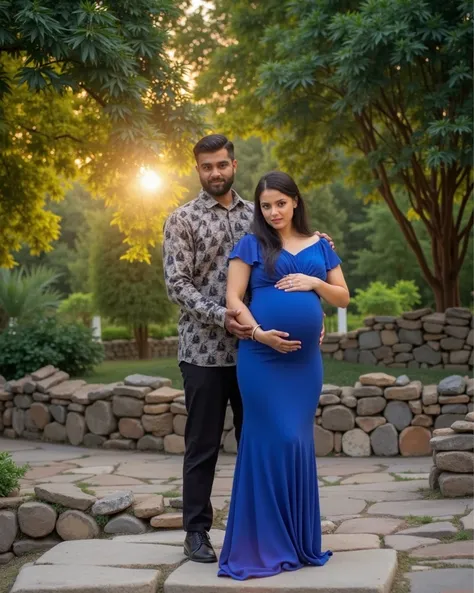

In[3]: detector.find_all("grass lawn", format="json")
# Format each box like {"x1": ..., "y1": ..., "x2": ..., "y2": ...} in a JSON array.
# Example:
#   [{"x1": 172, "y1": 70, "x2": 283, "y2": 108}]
[{"x1": 78, "y1": 357, "x2": 459, "y2": 388}]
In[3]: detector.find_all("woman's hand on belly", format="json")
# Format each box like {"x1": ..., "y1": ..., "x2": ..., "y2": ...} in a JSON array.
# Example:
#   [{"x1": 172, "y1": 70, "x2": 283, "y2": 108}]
[
  {"x1": 254, "y1": 328, "x2": 302, "y2": 354},
  {"x1": 275, "y1": 273, "x2": 317, "y2": 292}
]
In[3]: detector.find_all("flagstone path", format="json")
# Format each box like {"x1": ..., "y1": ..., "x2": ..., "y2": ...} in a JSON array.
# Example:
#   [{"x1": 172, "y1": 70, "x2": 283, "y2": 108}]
[{"x1": 1, "y1": 437, "x2": 473, "y2": 593}]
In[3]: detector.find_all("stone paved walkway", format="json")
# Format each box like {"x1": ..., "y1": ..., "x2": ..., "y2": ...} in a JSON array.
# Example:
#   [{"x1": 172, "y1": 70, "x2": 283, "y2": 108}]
[{"x1": 2, "y1": 437, "x2": 473, "y2": 593}]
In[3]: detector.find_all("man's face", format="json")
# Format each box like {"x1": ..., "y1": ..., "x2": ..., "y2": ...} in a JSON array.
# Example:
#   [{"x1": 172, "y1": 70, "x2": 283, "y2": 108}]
[{"x1": 195, "y1": 148, "x2": 237, "y2": 197}]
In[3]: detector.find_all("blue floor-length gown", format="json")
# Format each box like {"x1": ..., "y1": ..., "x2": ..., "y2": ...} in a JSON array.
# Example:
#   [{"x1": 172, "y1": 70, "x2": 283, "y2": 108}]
[{"x1": 218, "y1": 234, "x2": 341, "y2": 580}]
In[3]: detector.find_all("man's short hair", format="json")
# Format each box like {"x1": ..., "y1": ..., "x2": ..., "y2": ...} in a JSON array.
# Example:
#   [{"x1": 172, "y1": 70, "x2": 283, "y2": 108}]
[{"x1": 193, "y1": 134, "x2": 235, "y2": 161}]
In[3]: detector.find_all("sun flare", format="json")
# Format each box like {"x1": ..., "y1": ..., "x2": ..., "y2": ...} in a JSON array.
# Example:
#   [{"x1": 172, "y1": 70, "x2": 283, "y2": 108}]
[{"x1": 139, "y1": 168, "x2": 162, "y2": 191}]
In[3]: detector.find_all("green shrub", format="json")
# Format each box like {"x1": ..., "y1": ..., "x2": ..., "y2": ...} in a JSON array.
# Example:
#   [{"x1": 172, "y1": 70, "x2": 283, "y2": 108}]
[
  {"x1": 0, "y1": 452, "x2": 29, "y2": 497},
  {"x1": 352, "y1": 280, "x2": 421, "y2": 316},
  {"x1": 149, "y1": 322, "x2": 178, "y2": 339},
  {"x1": 0, "y1": 266, "x2": 61, "y2": 330},
  {"x1": 323, "y1": 313, "x2": 366, "y2": 334},
  {"x1": 58, "y1": 293, "x2": 94, "y2": 326},
  {"x1": 392, "y1": 280, "x2": 423, "y2": 314},
  {"x1": 101, "y1": 323, "x2": 178, "y2": 341},
  {"x1": 0, "y1": 318, "x2": 104, "y2": 380},
  {"x1": 101, "y1": 325, "x2": 133, "y2": 341}
]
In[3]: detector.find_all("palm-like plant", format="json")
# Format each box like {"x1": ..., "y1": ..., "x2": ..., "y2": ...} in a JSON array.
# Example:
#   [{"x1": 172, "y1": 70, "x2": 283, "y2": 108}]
[{"x1": 0, "y1": 266, "x2": 62, "y2": 330}]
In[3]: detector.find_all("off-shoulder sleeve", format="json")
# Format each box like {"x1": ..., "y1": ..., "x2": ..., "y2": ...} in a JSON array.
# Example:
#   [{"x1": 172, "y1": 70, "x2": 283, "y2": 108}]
[
  {"x1": 321, "y1": 238, "x2": 342, "y2": 271},
  {"x1": 229, "y1": 234, "x2": 260, "y2": 266}
]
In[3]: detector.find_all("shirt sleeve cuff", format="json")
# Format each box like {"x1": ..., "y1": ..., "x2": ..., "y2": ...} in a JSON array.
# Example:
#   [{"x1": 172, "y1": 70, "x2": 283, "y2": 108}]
[{"x1": 214, "y1": 307, "x2": 227, "y2": 329}]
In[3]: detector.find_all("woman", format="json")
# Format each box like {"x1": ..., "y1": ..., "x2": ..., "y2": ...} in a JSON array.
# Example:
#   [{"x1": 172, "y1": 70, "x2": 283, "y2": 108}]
[{"x1": 218, "y1": 171, "x2": 349, "y2": 580}]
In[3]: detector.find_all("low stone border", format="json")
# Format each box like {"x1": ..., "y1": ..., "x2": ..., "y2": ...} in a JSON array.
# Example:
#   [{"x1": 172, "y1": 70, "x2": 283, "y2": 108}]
[
  {"x1": 321, "y1": 307, "x2": 473, "y2": 371},
  {"x1": 103, "y1": 337, "x2": 178, "y2": 361},
  {"x1": 429, "y1": 412, "x2": 474, "y2": 497},
  {"x1": 1, "y1": 367, "x2": 473, "y2": 457},
  {"x1": 0, "y1": 485, "x2": 184, "y2": 566}
]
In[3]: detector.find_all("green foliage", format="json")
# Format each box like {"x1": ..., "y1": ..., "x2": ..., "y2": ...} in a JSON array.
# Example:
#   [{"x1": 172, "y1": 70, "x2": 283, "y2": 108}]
[
  {"x1": 306, "y1": 186, "x2": 347, "y2": 259},
  {"x1": 352, "y1": 281, "x2": 421, "y2": 317},
  {"x1": 94, "y1": 514, "x2": 109, "y2": 528},
  {"x1": 90, "y1": 212, "x2": 175, "y2": 357},
  {"x1": 0, "y1": 452, "x2": 29, "y2": 497},
  {"x1": 405, "y1": 516, "x2": 434, "y2": 526},
  {"x1": 101, "y1": 325, "x2": 133, "y2": 341},
  {"x1": 98, "y1": 321, "x2": 178, "y2": 341},
  {"x1": 149, "y1": 322, "x2": 179, "y2": 339},
  {"x1": 352, "y1": 200, "x2": 473, "y2": 308},
  {"x1": 394, "y1": 280, "x2": 423, "y2": 314},
  {"x1": 323, "y1": 313, "x2": 367, "y2": 334},
  {"x1": 90, "y1": 213, "x2": 174, "y2": 328},
  {"x1": 449, "y1": 530, "x2": 471, "y2": 542},
  {"x1": 0, "y1": 56, "x2": 78, "y2": 269},
  {"x1": 13, "y1": 184, "x2": 106, "y2": 296},
  {"x1": 182, "y1": 0, "x2": 473, "y2": 309},
  {"x1": 232, "y1": 137, "x2": 269, "y2": 199},
  {"x1": 1, "y1": 1, "x2": 203, "y2": 267},
  {"x1": 76, "y1": 482, "x2": 95, "y2": 496},
  {"x1": 0, "y1": 266, "x2": 62, "y2": 330},
  {"x1": 58, "y1": 293, "x2": 94, "y2": 326},
  {"x1": 161, "y1": 490, "x2": 181, "y2": 498},
  {"x1": 352, "y1": 201, "x2": 433, "y2": 299},
  {"x1": 0, "y1": 317, "x2": 104, "y2": 380}
]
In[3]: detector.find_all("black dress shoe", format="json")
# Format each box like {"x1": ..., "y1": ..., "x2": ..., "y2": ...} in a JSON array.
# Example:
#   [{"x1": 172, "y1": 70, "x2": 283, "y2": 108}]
[{"x1": 184, "y1": 531, "x2": 217, "y2": 563}]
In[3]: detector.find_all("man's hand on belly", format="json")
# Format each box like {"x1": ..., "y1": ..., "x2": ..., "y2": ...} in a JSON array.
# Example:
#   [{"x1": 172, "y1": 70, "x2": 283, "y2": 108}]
[{"x1": 225, "y1": 309, "x2": 254, "y2": 339}]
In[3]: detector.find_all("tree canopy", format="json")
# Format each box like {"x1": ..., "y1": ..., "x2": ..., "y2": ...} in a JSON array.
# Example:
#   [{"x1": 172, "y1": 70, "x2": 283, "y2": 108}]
[
  {"x1": 1, "y1": 0, "x2": 202, "y2": 266},
  {"x1": 89, "y1": 212, "x2": 174, "y2": 358},
  {"x1": 180, "y1": 0, "x2": 473, "y2": 309}
]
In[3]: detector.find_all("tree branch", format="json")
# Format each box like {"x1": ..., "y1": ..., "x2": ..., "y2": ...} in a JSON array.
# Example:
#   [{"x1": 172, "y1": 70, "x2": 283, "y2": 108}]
[
  {"x1": 458, "y1": 210, "x2": 474, "y2": 243},
  {"x1": 399, "y1": 171, "x2": 433, "y2": 231},
  {"x1": 453, "y1": 166, "x2": 471, "y2": 196},
  {"x1": 0, "y1": 46, "x2": 23, "y2": 53},
  {"x1": 457, "y1": 211, "x2": 473, "y2": 269},
  {"x1": 455, "y1": 176, "x2": 473, "y2": 233},
  {"x1": 354, "y1": 110, "x2": 437, "y2": 287},
  {"x1": 18, "y1": 124, "x2": 84, "y2": 144},
  {"x1": 79, "y1": 84, "x2": 107, "y2": 107},
  {"x1": 376, "y1": 91, "x2": 434, "y2": 210}
]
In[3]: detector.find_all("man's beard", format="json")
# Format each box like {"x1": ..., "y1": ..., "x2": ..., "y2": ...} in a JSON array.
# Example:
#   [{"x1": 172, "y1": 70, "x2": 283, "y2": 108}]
[{"x1": 202, "y1": 174, "x2": 234, "y2": 197}]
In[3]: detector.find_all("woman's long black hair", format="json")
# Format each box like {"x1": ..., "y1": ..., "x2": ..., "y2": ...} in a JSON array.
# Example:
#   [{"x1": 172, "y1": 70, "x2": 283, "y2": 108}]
[{"x1": 252, "y1": 171, "x2": 313, "y2": 273}]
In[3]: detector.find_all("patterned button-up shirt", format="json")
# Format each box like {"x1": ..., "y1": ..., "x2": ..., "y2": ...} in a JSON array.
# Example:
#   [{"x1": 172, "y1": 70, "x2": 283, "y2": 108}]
[{"x1": 163, "y1": 189, "x2": 254, "y2": 367}]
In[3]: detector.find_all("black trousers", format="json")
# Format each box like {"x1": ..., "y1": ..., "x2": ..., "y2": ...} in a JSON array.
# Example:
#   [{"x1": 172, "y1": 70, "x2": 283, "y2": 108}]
[{"x1": 180, "y1": 362, "x2": 243, "y2": 532}]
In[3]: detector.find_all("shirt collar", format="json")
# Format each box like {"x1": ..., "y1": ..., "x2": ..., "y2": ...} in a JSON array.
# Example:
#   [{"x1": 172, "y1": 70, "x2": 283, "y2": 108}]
[{"x1": 198, "y1": 188, "x2": 245, "y2": 210}]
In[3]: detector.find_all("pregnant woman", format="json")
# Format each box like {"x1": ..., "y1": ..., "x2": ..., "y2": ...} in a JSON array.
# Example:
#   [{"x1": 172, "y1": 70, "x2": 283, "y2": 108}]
[{"x1": 218, "y1": 171, "x2": 350, "y2": 580}]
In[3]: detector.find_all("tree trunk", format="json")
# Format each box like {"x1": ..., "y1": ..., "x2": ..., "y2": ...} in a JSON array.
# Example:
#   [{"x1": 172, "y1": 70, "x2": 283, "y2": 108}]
[
  {"x1": 133, "y1": 324, "x2": 149, "y2": 359},
  {"x1": 355, "y1": 112, "x2": 473, "y2": 313},
  {"x1": 427, "y1": 247, "x2": 461, "y2": 311},
  {"x1": 371, "y1": 168, "x2": 462, "y2": 312},
  {"x1": 389, "y1": 204, "x2": 463, "y2": 312}
]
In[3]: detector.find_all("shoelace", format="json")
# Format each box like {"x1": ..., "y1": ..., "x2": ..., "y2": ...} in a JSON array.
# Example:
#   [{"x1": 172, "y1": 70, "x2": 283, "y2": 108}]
[
  {"x1": 188, "y1": 531, "x2": 211, "y2": 549},
  {"x1": 195, "y1": 532, "x2": 209, "y2": 545}
]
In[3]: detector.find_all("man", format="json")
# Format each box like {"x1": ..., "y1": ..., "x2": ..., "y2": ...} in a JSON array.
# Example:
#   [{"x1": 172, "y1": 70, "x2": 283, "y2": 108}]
[{"x1": 163, "y1": 134, "x2": 331, "y2": 563}]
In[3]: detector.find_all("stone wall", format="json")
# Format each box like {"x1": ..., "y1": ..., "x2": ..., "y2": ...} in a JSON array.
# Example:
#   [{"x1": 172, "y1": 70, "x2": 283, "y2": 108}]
[
  {"x1": 1, "y1": 366, "x2": 473, "y2": 457},
  {"x1": 103, "y1": 337, "x2": 178, "y2": 361},
  {"x1": 429, "y1": 413, "x2": 474, "y2": 497},
  {"x1": 101, "y1": 308, "x2": 473, "y2": 369},
  {"x1": 0, "y1": 486, "x2": 182, "y2": 564},
  {"x1": 321, "y1": 307, "x2": 473, "y2": 371}
]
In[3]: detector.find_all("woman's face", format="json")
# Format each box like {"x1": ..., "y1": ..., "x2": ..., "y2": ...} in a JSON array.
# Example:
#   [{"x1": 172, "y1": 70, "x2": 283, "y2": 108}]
[{"x1": 259, "y1": 189, "x2": 297, "y2": 232}]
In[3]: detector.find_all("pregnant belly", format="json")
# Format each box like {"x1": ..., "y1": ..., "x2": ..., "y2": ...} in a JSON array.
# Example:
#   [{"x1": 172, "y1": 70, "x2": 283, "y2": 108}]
[{"x1": 250, "y1": 287, "x2": 323, "y2": 344}]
